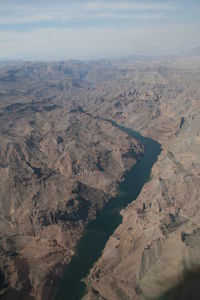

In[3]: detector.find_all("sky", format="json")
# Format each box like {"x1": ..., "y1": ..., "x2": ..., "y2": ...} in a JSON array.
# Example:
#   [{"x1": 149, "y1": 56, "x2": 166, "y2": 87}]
[{"x1": 0, "y1": 0, "x2": 200, "y2": 60}]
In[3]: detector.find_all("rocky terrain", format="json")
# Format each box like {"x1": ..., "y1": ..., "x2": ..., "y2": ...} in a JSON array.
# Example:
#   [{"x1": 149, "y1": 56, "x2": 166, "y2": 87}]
[
  {"x1": 0, "y1": 50, "x2": 200, "y2": 300},
  {"x1": 83, "y1": 54, "x2": 200, "y2": 299},
  {"x1": 0, "y1": 62, "x2": 143, "y2": 299}
]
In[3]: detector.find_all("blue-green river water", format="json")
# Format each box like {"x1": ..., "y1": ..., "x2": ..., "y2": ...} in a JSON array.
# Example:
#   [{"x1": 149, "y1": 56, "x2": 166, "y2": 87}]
[{"x1": 55, "y1": 121, "x2": 161, "y2": 300}]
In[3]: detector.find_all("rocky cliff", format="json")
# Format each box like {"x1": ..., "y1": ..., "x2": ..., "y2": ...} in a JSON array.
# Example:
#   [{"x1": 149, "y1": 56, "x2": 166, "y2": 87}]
[
  {"x1": 84, "y1": 55, "x2": 200, "y2": 300},
  {"x1": 0, "y1": 62, "x2": 143, "y2": 300},
  {"x1": 0, "y1": 53, "x2": 200, "y2": 300}
]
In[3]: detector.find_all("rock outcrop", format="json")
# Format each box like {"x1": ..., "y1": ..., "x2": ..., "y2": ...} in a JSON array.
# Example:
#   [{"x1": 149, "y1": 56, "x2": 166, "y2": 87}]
[
  {"x1": 1, "y1": 52, "x2": 200, "y2": 300},
  {"x1": 84, "y1": 55, "x2": 200, "y2": 300},
  {"x1": 0, "y1": 62, "x2": 143, "y2": 300}
]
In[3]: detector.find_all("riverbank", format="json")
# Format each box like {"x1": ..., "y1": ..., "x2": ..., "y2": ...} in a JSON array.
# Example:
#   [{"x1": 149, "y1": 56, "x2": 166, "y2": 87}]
[{"x1": 55, "y1": 122, "x2": 161, "y2": 300}]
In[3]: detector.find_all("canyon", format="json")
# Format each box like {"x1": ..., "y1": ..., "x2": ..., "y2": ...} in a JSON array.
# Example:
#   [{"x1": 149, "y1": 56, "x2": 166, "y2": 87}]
[{"x1": 0, "y1": 50, "x2": 200, "y2": 299}]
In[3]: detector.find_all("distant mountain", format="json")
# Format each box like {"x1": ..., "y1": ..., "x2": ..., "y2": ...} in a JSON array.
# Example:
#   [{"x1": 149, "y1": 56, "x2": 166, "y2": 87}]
[{"x1": 189, "y1": 46, "x2": 200, "y2": 55}]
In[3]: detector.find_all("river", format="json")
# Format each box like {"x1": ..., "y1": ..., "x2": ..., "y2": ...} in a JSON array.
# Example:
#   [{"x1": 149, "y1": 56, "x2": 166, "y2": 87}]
[{"x1": 55, "y1": 121, "x2": 162, "y2": 300}]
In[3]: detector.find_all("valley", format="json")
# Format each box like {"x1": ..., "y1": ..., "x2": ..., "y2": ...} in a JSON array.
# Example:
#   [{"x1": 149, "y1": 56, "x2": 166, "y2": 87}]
[{"x1": 0, "y1": 51, "x2": 200, "y2": 300}]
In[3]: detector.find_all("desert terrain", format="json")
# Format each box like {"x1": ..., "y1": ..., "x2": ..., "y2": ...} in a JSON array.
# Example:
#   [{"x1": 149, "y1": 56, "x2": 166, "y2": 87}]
[{"x1": 0, "y1": 49, "x2": 200, "y2": 299}]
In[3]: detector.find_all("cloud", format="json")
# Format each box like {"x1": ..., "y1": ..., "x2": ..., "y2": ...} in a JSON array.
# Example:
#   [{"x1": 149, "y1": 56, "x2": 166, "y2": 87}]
[
  {"x1": 0, "y1": 25, "x2": 199, "y2": 60},
  {"x1": 0, "y1": 14, "x2": 70, "y2": 25},
  {"x1": 0, "y1": 3, "x2": 71, "y2": 25},
  {"x1": 89, "y1": 11, "x2": 168, "y2": 20},
  {"x1": 0, "y1": 1, "x2": 177, "y2": 25},
  {"x1": 0, "y1": 1, "x2": 199, "y2": 60},
  {"x1": 83, "y1": 1, "x2": 176, "y2": 12}
]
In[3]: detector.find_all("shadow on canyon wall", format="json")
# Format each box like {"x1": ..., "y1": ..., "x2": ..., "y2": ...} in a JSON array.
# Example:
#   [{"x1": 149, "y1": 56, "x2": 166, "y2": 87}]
[{"x1": 160, "y1": 271, "x2": 200, "y2": 300}]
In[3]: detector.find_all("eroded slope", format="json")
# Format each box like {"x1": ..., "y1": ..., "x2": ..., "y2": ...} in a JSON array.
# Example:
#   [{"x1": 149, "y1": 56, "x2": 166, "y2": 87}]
[
  {"x1": 0, "y1": 64, "x2": 143, "y2": 300},
  {"x1": 84, "y1": 56, "x2": 200, "y2": 300}
]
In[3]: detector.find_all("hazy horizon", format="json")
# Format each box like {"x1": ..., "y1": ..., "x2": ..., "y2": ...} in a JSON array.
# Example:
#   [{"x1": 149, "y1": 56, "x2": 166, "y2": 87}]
[{"x1": 0, "y1": 0, "x2": 200, "y2": 61}]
